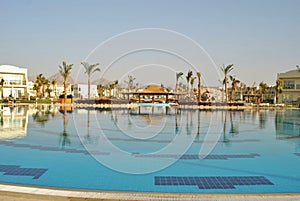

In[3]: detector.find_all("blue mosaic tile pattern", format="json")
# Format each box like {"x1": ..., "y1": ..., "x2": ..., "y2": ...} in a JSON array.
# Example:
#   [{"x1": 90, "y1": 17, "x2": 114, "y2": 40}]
[
  {"x1": 155, "y1": 176, "x2": 273, "y2": 189},
  {"x1": 0, "y1": 140, "x2": 109, "y2": 156},
  {"x1": 134, "y1": 153, "x2": 260, "y2": 160},
  {"x1": 0, "y1": 164, "x2": 47, "y2": 179}
]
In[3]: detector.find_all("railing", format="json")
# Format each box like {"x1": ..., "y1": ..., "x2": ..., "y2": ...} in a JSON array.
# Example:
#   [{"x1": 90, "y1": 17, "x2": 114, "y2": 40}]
[{"x1": 3, "y1": 80, "x2": 27, "y2": 86}]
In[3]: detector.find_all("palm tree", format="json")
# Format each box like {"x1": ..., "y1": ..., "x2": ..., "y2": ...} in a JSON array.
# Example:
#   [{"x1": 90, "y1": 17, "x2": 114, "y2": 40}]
[
  {"x1": 239, "y1": 82, "x2": 247, "y2": 101},
  {"x1": 60, "y1": 107, "x2": 70, "y2": 148},
  {"x1": 81, "y1": 62, "x2": 100, "y2": 99},
  {"x1": 197, "y1": 72, "x2": 201, "y2": 103},
  {"x1": 33, "y1": 83, "x2": 40, "y2": 98},
  {"x1": 175, "y1": 72, "x2": 183, "y2": 92},
  {"x1": 190, "y1": 76, "x2": 196, "y2": 95},
  {"x1": 45, "y1": 83, "x2": 52, "y2": 98},
  {"x1": 221, "y1": 64, "x2": 234, "y2": 103},
  {"x1": 58, "y1": 61, "x2": 73, "y2": 104},
  {"x1": 126, "y1": 75, "x2": 135, "y2": 92},
  {"x1": 51, "y1": 80, "x2": 57, "y2": 98},
  {"x1": 34, "y1": 74, "x2": 44, "y2": 98},
  {"x1": 97, "y1": 84, "x2": 104, "y2": 97},
  {"x1": 275, "y1": 79, "x2": 283, "y2": 104},
  {"x1": 259, "y1": 81, "x2": 268, "y2": 103},
  {"x1": 0, "y1": 78, "x2": 4, "y2": 100},
  {"x1": 41, "y1": 77, "x2": 49, "y2": 97},
  {"x1": 230, "y1": 75, "x2": 240, "y2": 102},
  {"x1": 186, "y1": 70, "x2": 193, "y2": 98},
  {"x1": 108, "y1": 83, "x2": 115, "y2": 97},
  {"x1": 114, "y1": 80, "x2": 119, "y2": 98}
]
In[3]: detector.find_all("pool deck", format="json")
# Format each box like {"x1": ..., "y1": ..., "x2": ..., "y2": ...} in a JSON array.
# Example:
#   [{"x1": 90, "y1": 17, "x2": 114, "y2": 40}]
[{"x1": 0, "y1": 183, "x2": 299, "y2": 201}]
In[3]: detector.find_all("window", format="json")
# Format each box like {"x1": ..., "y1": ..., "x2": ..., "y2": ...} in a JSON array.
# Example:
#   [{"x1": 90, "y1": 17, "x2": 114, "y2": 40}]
[
  {"x1": 296, "y1": 84, "x2": 300, "y2": 89},
  {"x1": 283, "y1": 80, "x2": 295, "y2": 89}
]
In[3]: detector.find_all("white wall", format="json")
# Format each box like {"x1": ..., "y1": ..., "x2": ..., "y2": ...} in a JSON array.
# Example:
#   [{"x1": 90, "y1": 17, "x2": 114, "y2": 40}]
[{"x1": 74, "y1": 84, "x2": 98, "y2": 99}]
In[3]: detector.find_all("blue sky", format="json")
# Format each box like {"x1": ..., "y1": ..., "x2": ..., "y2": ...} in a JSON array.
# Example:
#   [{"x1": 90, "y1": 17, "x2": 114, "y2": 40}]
[{"x1": 0, "y1": 0, "x2": 299, "y2": 86}]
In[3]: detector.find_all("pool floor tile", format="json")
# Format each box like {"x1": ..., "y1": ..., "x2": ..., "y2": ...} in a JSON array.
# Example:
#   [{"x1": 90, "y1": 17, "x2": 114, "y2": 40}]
[
  {"x1": 155, "y1": 176, "x2": 273, "y2": 189},
  {"x1": 0, "y1": 164, "x2": 47, "y2": 179},
  {"x1": 134, "y1": 153, "x2": 260, "y2": 160}
]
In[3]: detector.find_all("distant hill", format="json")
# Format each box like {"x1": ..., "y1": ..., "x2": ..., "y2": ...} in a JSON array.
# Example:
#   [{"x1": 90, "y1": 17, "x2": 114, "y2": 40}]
[
  {"x1": 48, "y1": 73, "x2": 75, "y2": 85},
  {"x1": 29, "y1": 73, "x2": 75, "y2": 84},
  {"x1": 92, "y1": 77, "x2": 111, "y2": 86},
  {"x1": 29, "y1": 73, "x2": 112, "y2": 86}
]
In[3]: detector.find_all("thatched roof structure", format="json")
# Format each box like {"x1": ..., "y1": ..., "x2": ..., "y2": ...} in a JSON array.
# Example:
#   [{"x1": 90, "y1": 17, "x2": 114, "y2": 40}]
[{"x1": 141, "y1": 85, "x2": 167, "y2": 94}]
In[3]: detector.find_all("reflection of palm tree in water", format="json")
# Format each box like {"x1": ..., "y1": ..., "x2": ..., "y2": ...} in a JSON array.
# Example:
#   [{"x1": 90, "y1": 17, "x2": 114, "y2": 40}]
[
  {"x1": 229, "y1": 111, "x2": 239, "y2": 134},
  {"x1": 186, "y1": 110, "x2": 191, "y2": 135},
  {"x1": 196, "y1": 109, "x2": 200, "y2": 141},
  {"x1": 258, "y1": 110, "x2": 266, "y2": 129},
  {"x1": 175, "y1": 108, "x2": 181, "y2": 135},
  {"x1": 32, "y1": 105, "x2": 54, "y2": 127},
  {"x1": 127, "y1": 109, "x2": 132, "y2": 126},
  {"x1": 84, "y1": 110, "x2": 92, "y2": 144},
  {"x1": 60, "y1": 107, "x2": 70, "y2": 148},
  {"x1": 222, "y1": 111, "x2": 230, "y2": 144},
  {"x1": 110, "y1": 109, "x2": 118, "y2": 125}
]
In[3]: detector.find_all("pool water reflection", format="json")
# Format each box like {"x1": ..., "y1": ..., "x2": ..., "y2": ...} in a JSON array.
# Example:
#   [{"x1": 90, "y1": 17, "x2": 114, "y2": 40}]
[{"x1": 0, "y1": 105, "x2": 299, "y2": 193}]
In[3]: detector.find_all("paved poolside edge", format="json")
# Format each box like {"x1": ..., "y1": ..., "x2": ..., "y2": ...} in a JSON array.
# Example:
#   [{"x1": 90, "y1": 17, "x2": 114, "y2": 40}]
[{"x1": 0, "y1": 183, "x2": 300, "y2": 201}]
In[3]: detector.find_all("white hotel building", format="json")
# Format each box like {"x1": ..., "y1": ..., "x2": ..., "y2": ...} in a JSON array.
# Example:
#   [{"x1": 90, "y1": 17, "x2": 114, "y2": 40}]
[{"x1": 0, "y1": 65, "x2": 29, "y2": 100}]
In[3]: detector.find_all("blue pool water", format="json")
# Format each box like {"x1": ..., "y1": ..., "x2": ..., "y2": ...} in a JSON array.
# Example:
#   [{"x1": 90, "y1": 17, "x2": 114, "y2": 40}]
[{"x1": 0, "y1": 105, "x2": 299, "y2": 193}]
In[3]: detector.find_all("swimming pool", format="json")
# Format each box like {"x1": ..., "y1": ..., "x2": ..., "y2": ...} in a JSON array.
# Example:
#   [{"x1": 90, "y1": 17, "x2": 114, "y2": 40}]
[{"x1": 0, "y1": 105, "x2": 299, "y2": 193}]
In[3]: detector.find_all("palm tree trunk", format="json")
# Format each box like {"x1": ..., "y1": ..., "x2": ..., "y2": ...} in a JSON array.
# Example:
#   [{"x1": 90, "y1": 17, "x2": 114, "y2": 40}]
[
  {"x1": 89, "y1": 76, "x2": 91, "y2": 99},
  {"x1": 42, "y1": 85, "x2": 45, "y2": 97},
  {"x1": 175, "y1": 79, "x2": 179, "y2": 93},
  {"x1": 64, "y1": 81, "x2": 67, "y2": 105},
  {"x1": 88, "y1": 75, "x2": 91, "y2": 99},
  {"x1": 197, "y1": 73, "x2": 201, "y2": 103},
  {"x1": 225, "y1": 80, "x2": 228, "y2": 103}
]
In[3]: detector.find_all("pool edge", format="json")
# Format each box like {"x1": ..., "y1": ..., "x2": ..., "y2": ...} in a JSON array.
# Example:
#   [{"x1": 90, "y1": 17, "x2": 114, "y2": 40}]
[{"x1": 0, "y1": 182, "x2": 300, "y2": 201}]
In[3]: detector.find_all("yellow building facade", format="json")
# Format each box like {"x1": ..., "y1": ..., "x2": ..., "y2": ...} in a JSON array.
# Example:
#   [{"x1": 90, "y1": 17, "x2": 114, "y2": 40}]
[{"x1": 277, "y1": 69, "x2": 300, "y2": 104}]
